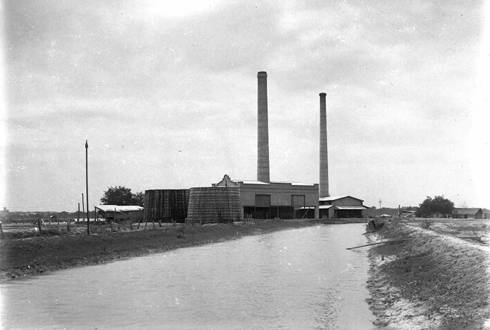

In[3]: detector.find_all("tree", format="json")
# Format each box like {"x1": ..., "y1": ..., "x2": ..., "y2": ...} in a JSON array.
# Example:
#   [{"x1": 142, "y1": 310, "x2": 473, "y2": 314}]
[
  {"x1": 416, "y1": 195, "x2": 454, "y2": 218},
  {"x1": 101, "y1": 186, "x2": 144, "y2": 206},
  {"x1": 132, "y1": 191, "x2": 144, "y2": 206}
]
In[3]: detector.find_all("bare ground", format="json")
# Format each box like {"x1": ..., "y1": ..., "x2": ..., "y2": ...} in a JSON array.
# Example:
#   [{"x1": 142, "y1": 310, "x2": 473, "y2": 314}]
[{"x1": 367, "y1": 220, "x2": 490, "y2": 329}]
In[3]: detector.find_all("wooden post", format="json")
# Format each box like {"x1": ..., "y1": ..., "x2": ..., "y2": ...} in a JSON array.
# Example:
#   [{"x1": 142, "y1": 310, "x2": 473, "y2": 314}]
[
  {"x1": 85, "y1": 140, "x2": 89, "y2": 235},
  {"x1": 37, "y1": 218, "x2": 42, "y2": 234},
  {"x1": 95, "y1": 207, "x2": 98, "y2": 222},
  {"x1": 77, "y1": 203, "x2": 80, "y2": 223},
  {"x1": 0, "y1": 221, "x2": 4, "y2": 238}
]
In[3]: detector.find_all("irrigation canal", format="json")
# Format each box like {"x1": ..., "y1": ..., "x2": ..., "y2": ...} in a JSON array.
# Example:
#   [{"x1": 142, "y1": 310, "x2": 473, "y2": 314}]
[{"x1": 1, "y1": 223, "x2": 373, "y2": 329}]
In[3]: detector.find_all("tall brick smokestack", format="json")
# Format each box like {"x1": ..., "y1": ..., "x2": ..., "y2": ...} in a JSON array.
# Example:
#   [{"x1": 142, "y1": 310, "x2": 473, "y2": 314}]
[
  {"x1": 319, "y1": 92, "x2": 329, "y2": 197},
  {"x1": 257, "y1": 71, "x2": 270, "y2": 182}
]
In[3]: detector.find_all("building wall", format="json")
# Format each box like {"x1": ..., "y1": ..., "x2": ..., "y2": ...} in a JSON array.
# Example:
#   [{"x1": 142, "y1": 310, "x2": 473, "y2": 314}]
[
  {"x1": 100, "y1": 210, "x2": 143, "y2": 222},
  {"x1": 239, "y1": 183, "x2": 319, "y2": 207},
  {"x1": 319, "y1": 207, "x2": 334, "y2": 219}
]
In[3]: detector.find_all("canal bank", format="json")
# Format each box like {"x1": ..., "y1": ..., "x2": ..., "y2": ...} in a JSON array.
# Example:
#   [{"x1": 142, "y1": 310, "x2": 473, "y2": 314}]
[
  {"x1": 367, "y1": 222, "x2": 490, "y2": 329},
  {"x1": 0, "y1": 219, "x2": 364, "y2": 282}
]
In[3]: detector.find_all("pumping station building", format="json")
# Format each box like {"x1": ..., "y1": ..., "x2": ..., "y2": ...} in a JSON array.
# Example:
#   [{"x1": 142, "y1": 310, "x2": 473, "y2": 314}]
[{"x1": 143, "y1": 71, "x2": 367, "y2": 223}]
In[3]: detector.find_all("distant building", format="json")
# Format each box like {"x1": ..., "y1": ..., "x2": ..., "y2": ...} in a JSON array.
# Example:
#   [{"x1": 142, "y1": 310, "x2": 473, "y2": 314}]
[
  {"x1": 400, "y1": 210, "x2": 416, "y2": 218},
  {"x1": 452, "y1": 208, "x2": 483, "y2": 219},
  {"x1": 318, "y1": 195, "x2": 368, "y2": 218},
  {"x1": 95, "y1": 205, "x2": 144, "y2": 222}
]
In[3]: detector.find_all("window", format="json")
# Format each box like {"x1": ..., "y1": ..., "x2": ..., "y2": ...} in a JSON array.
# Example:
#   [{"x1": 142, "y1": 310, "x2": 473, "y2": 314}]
[
  {"x1": 255, "y1": 194, "x2": 271, "y2": 207},
  {"x1": 291, "y1": 195, "x2": 306, "y2": 208}
]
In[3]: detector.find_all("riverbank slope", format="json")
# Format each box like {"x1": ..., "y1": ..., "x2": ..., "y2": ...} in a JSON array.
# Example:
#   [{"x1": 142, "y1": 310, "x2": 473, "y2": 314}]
[
  {"x1": 367, "y1": 221, "x2": 490, "y2": 329},
  {"x1": 0, "y1": 220, "x2": 331, "y2": 282}
]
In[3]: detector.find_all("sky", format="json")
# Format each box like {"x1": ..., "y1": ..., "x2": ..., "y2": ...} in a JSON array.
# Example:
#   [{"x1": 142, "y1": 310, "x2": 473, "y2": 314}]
[{"x1": 2, "y1": 0, "x2": 490, "y2": 211}]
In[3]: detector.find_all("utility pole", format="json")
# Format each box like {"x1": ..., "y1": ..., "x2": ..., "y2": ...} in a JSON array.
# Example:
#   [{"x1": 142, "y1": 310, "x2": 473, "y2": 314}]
[
  {"x1": 378, "y1": 199, "x2": 382, "y2": 209},
  {"x1": 85, "y1": 140, "x2": 90, "y2": 235},
  {"x1": 81, "y1": 193, "x2": 85, "y2": 221}
]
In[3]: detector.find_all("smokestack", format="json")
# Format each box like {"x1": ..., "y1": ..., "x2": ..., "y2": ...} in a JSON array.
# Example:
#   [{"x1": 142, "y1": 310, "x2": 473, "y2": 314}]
[
  {"x1": 257, "y1": 71, "x2": 270, "y2": 182},
  {"x1": 319, "y1": 92, "x2": 329, "y2": 197}
]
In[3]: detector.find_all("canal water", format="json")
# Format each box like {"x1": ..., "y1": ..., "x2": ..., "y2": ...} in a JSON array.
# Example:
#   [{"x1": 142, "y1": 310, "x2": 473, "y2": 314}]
[{"x1": 0, "y1": 223, "x2": 373, "y2": 329}]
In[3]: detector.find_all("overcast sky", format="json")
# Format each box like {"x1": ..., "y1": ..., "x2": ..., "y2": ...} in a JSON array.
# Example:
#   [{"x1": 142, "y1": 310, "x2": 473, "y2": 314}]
[{"x1": 2, "y1": 0, "x2": 489, "y2": 211}]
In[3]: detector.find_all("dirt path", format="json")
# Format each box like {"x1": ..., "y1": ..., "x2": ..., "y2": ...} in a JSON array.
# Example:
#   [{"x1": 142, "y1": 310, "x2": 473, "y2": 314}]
[{"x1": 367, "y1": 222, "x2": 490, "y2": 329}]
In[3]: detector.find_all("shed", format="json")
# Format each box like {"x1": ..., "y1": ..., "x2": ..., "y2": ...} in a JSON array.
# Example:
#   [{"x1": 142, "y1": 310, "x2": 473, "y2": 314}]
[
  {"x1": 95, "y1": 205, "x2": 144, "y2": 222},
  {"x1": 452, "y1": 208, "x2": 483, "y2": 219},
  {"x1": 318, "y1": 195, "x2": 368, "y2": 218}
]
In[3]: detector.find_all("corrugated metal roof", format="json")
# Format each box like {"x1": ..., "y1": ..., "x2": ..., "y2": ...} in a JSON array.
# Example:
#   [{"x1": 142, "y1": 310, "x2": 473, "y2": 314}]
[
  {"x1": 95, "y1": 205, "x2": 143, "y2": 212},
  {"x1": 240, "y1": 180, "x2": 269, "y2": 185},
  {"x1": 335, "y1": 206, "x2": 368, "y2": 210},
  {"x1": 238, "y1": 180, "x2": 315, "y2": 186},
  {"x1": 453, "y1": 208, "x2": 482, "y2": 215},
  {"x1": 319, "y1": 205, "x2": 334, "y2": 209},
  {"x1": 319, "y1": 195, "x2": 364, "y2": 202}
]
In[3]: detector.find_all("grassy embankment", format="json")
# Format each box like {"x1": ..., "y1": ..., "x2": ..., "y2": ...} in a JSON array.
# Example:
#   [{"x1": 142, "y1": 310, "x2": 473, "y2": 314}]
[
  {"x1": 0, "y1": 219, "x2": 331, "y2": 282},
  {"x1": 367, "y1": 219, "x2": 490, "y2": 329}
]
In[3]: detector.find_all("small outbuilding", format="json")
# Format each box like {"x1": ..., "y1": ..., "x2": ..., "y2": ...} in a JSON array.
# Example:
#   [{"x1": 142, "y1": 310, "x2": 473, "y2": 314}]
[
  {"x1": 318, "y1": 195, "x2": 368, "y2": 219},
  {"x1": 452, "y1": 208, "x2": 483, "y2": 219},
  {"x1": 95, "y1": 205, "x2": 144, "y2": 222}
]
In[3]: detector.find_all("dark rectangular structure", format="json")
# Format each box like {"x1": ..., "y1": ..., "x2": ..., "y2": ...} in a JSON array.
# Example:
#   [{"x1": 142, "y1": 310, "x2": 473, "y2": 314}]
[{"x1": 144, "y1": 189, "x2": 190, "y2": 223}]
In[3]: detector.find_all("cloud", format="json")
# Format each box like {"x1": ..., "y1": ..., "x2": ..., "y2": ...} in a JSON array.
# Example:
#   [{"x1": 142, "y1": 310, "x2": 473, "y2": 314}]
[{"x1": 4, "y1": 0, "x2": 485, "y2": 210}]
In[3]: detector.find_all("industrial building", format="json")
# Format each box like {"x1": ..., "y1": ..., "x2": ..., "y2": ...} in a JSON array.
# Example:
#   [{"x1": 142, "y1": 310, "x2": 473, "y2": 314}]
[
  {"x1": 147, "y1": 71, "x2": 366, "y2": 222},
  {"x1": 213, "y1": 175, "x2": 318, "y2": 219},
  {"x1": 317, "y1": 91, "x2": 367, "y2": 218}
]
